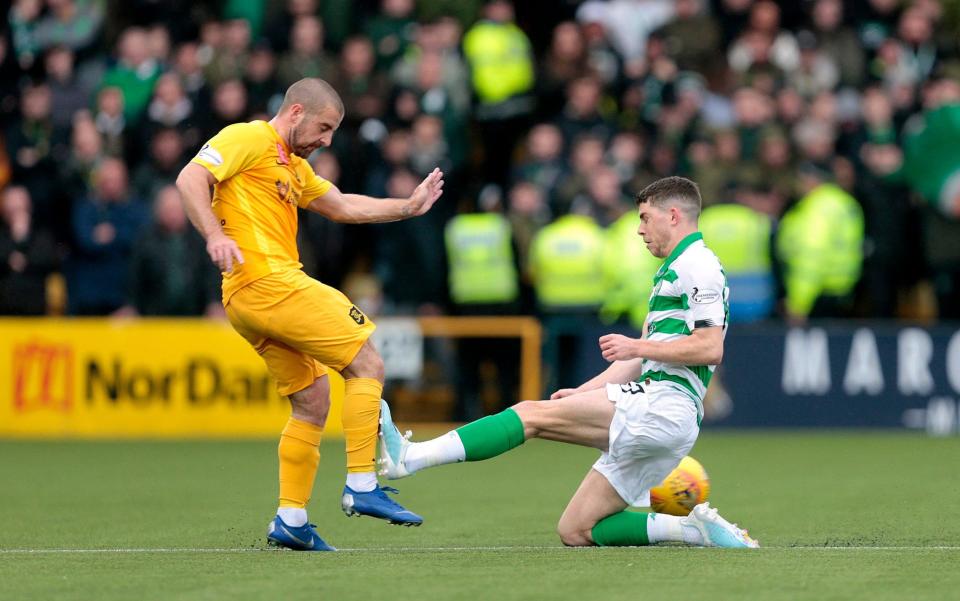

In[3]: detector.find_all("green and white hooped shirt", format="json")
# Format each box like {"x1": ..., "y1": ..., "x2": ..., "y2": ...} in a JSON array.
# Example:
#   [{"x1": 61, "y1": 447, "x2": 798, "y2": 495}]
[{"x1": 639, "y1": 232, "x2": 729, "y2": 424}]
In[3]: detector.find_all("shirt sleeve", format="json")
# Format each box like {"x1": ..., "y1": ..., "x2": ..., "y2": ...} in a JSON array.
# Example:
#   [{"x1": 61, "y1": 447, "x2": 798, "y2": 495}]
[
  {"x1": 190, "y1": 123, "x2": 263, "y2": 182},
  {"x1": 682, "y1": 262, "x2": 728, "y2": 329},
  {"x1": 298, "y1": 167, "x2": 333, "y2": 208}
]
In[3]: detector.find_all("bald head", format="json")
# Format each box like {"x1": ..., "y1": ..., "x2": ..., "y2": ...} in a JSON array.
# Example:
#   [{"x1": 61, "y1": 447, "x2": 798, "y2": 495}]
[
  {"x1": 273, "y1": 78, "x2": 345, "y2": 157},
  {"x1": 279, "y1": 78, "x2": 344, "y2": 117}
]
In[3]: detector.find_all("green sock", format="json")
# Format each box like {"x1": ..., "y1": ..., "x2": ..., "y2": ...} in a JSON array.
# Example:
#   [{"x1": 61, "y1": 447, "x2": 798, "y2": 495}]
[
  {"x1": 591, "y1": 511, "x2": 651, "y2": 546},
  {"x1": 455, "y1": 408, "x2": 526, "y2": 461}
]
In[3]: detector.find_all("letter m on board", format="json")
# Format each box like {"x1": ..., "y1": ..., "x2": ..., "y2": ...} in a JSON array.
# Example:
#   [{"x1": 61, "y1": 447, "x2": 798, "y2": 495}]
[{"x1": 12, "y1": 340, "x2": 74, "y2": 412}]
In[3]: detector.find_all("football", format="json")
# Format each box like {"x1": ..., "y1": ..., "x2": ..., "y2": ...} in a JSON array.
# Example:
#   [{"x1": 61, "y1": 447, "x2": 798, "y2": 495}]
[{"x1": 650, "y1": 456, "x2": 711, "y2": 516}]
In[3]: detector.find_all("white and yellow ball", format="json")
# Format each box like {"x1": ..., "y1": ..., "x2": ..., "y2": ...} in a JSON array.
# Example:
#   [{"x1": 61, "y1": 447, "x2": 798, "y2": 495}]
[{"x1": 650, "y1": 456, "x2": 710, "y2": 516}]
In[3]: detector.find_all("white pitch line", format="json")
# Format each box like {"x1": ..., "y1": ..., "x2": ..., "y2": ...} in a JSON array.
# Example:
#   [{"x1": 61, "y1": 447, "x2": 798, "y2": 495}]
[
  {"x1": 0, "y1": 548, "x2": 262, "y2": 554},
  {"x1": 1, "y1": 546, "x2": 959, "y2": 554},
  {"x1": 780, "y1": 546, "x2": 960, "y2": 551},
  {"x1": 0, "y1": 547, "x2": 548, "y2": 554}
]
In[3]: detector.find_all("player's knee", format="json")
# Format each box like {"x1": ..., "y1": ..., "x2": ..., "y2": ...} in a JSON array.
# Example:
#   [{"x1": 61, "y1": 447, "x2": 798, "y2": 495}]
[
  {"x1": 556, "y1": 522, "x2": 592, "y2": 547},
  {"x1": 302, "y1": 397, "x2": 330, "y2": 424},
  {"x1": 367, "y1": 351, "x2": 385, "y2": 381},
  {"x1": 510, "y1": 400, "x2": 541, "y2": 438},
  {"x1": 290, "y1": 380, "x2": 331, "y2": 425},
  {"x1": 355, "y1": 352, "x2": 384, "y2": 382},
  {"x1": 343, "y1": 342, "x2": 385, "y2": 382}
]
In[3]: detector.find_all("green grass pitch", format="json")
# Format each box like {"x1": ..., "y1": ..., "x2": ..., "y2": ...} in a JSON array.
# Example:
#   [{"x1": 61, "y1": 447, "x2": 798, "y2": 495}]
[{"x1": 1, "y1": 431, "x2": 959, "y2": 601}]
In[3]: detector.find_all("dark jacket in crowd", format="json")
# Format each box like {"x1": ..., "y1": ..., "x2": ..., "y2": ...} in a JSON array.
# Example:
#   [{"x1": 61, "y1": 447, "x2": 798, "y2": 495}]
[
  {"x1": 128, "y1": 225, "x2": 221, "y2": 316},
  {"x1": 66, "y1": 197, "x2": 147, "y2": 315},
  {"x1": 0, "y1": 226, "x2": 59, "y2": 315}
]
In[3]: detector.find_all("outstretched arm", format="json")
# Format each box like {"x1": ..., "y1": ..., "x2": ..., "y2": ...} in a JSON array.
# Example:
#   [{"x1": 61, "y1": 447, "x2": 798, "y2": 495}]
[
  {"x1": 306, "y1": 168, "x2": 444, "y2": 224},
  {"x1": 175, "y1": 163, "x2": 244, "y2": 273}
]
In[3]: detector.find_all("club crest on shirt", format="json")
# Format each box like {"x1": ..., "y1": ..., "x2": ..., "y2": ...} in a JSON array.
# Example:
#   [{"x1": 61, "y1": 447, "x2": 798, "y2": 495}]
[
  {"x1": 275, "y1": 179, "x2": 290, "y2": 201},
  {"x1": 349, "y1": 305, "x2": 366, "y2": 325}
]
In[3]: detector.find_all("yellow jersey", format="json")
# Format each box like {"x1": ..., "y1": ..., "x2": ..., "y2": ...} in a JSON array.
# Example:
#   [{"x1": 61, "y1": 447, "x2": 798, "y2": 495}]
[{"x1": 191, "y1": 120, "x2": 332, "y2": 303}]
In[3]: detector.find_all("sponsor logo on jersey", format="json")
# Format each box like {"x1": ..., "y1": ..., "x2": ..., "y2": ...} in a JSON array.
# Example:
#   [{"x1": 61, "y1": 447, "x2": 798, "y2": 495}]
[
  {"x1": 197, "y1": 144, "x2": 223, "y2": 166},
  {"x1": 349, "y1": 306, "x2": 366, "y2": 325},
  {"x1": 691, "y1": 287, "x2": 720, "y2": 304}
]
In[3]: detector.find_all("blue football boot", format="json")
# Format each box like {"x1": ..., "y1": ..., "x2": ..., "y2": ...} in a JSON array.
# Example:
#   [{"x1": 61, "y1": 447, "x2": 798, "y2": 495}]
[
  {"x1": 341, "y1": 484, "x2": 423, "y2": 526},
  {"x1": 266, "y1": 515, "x2": 336, "y2": 551}
]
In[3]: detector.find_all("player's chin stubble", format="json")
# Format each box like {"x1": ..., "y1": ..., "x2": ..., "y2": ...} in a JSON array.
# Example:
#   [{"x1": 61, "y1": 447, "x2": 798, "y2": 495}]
[
  {"x1": 288, "y1": 127, "x2": 297, "y2": 156},
  {"x1": 288, "y1": 124, "x2": 306, "y2": 157}
]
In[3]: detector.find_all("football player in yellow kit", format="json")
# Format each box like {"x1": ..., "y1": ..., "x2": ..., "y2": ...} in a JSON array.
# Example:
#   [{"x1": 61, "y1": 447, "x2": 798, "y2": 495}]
[{"x1": 176, "y1": 78, "x2": 443, "y2": 551}]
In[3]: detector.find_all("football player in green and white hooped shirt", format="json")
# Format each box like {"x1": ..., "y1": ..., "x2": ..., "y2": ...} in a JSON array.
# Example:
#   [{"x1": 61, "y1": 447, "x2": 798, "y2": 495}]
[{"x1": 378, "y1": 177, "x2": 758, "y2": 549}]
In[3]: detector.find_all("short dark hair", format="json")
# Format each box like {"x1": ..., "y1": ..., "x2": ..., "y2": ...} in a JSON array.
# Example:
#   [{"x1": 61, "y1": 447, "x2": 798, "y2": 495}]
[{"x1": 636, "y1": 176, "x2": 702, "y2": 219}]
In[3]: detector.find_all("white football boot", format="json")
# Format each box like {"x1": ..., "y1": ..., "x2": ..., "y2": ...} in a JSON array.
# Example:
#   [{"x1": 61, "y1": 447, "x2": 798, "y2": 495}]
[
  {"x1": 377, "y1": 398, "x2": 414, "y2": 479},
  {"x1": 681, "y1": 502, "x2": 760, "y2": 548}
]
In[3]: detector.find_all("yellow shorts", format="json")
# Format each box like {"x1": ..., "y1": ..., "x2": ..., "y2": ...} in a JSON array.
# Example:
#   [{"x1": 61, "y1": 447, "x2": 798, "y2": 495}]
[{"x1": 225, "y1": 270, "x2": 376, "y2": 396}]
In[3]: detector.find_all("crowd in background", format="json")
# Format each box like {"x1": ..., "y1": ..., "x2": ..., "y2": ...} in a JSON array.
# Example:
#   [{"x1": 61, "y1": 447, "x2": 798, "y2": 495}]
[{"x1": 2, "y1": 0, "x2": 960, "y2": 323}]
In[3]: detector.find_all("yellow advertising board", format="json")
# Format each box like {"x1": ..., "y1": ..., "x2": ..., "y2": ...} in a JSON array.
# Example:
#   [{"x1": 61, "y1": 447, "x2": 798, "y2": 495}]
[{"x1": 0, "y1": 319, "x2": 344, "y2": 438}]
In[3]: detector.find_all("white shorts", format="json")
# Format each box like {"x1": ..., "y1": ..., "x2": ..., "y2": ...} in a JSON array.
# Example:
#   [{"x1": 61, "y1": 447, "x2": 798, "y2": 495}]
[{"x1": 592, "y1": 382, "x2": 700, "y2": 507}]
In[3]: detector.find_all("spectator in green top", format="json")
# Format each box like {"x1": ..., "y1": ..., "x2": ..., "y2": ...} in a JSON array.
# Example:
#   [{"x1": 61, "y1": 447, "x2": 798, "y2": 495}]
[
  {"x1": 364, "y1": 0, "x2": 417, "y2": 71},
  {"x1": 8, "y1": 0, "x2": 103, "y2": 69},
  {"x1": 100, "y1": 27, "x2": 161, "y2": 124}
]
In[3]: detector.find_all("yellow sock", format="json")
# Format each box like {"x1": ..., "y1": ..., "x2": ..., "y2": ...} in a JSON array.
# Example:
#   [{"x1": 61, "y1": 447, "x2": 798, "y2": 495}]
[
  {"x1": 342, "y1": 377, "x2": 383, "y2": 474},
  {"x1": 278, "y1": 417, "x2": 324, "y2": 508}
]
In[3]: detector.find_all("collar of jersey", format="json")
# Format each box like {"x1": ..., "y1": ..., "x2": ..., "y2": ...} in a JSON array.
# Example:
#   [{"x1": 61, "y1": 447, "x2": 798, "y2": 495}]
[
  {"x1": 262, "y1": 120, "x2": 293, "y2": 157},
  {"x1": 658, "y1": 231, "x2": 703, "y2": 275}
]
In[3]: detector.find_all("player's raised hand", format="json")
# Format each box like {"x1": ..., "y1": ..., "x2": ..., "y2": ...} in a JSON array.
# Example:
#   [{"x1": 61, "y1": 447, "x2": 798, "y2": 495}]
[
  {"x1": 599, "y1": 334, "x2": 641, "y2": 362},
  {"x1": 206, "y1": 231, "x2": 244, "y2": 273},
  {"x1": 405, "y1": 167, "x2": 444, "y2": 217}
]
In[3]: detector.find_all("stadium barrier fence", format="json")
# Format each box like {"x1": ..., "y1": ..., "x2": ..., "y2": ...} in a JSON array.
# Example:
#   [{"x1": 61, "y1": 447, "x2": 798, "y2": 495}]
[
  {"x1": 3, "y1": 318, "x2": 958, "y2": 437},
  {"x1": 571, "y1": 321, "x2": 960, "y2": 433}
]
